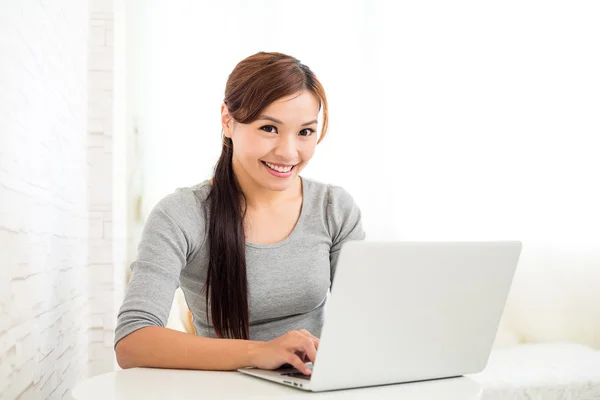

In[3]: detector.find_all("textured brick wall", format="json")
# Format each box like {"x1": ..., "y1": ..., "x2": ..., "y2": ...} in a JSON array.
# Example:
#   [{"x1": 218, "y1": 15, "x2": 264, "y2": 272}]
[
  {"x1": 0, "y1": 1, "x2": 90, "y2": 398},
  {"x1": 86, "y1": 2, "x2": 119, "y2": 378}
]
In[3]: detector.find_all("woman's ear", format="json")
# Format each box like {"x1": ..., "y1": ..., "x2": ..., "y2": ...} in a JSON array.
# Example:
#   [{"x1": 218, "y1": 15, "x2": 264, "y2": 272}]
[{"x1": 221, "y1": 103, "x2": 233, "y2": 138}]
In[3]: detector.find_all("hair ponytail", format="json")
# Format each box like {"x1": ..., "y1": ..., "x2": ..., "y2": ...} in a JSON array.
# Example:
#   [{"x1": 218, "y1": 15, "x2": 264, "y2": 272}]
[{"x1": 205, "y1": 136, "x2": 249, "y2": 339}]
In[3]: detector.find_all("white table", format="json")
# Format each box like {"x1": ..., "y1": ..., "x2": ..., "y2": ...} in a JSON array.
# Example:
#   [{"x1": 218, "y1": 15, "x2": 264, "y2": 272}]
[{"x1": 71, "y1": 367, "x2": 482, "y2": 399}]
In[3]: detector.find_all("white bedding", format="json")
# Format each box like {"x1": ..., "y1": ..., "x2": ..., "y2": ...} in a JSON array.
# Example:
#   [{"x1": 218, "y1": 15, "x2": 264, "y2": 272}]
[{"x1": 468, "y1": 343, "x2": 600, "y2": 400}]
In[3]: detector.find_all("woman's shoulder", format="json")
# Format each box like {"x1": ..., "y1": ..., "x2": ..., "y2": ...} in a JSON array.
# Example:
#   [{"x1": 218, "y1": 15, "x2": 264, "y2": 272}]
[
  {"x1": 302, "y1": 176, "x2": 358, "y2": 209},
  {"x1": 188, "y1": 179, "x2": 212, "y2": 203},
  {"x1": 152, "y1": 180, "x2": 211, "y2": 227},
  {"x1": 302, "y1": 176, "x2": 363, "y2": 241}
]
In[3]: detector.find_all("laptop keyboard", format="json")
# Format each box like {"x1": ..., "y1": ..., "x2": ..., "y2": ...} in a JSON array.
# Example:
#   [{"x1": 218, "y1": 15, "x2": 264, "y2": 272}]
[
  {"x1": 281, "y1": 372, "x2": 311, "y2": 380},
  {"x1": 279, "y1": 363, "x2": 313, "y2": 380}
]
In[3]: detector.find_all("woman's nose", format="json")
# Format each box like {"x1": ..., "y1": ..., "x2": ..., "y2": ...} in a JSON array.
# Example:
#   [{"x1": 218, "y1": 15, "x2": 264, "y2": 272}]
[{"x1": 273, "y1": 136, "x2": 297, "y2": 160}]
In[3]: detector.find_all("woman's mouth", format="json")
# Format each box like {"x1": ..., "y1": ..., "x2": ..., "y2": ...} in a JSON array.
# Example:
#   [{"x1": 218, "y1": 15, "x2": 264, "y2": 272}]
[{"x1": 261, "y1": 161, "x2": 297, "y2": 178}]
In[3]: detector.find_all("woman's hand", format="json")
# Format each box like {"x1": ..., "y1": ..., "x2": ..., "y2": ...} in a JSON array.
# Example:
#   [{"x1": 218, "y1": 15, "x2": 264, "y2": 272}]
[{"x1": 249, "y1": 329, "x2": 320, "y2": 375}]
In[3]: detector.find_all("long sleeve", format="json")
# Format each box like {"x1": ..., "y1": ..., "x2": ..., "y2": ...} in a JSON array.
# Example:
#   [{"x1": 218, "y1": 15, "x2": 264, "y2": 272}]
[
  {"x1": 114, "y1": 188, "x2": 204, "y2": 347},
  {"x1": 326, "y1": 185, "x2": 366, "y2": 288}
]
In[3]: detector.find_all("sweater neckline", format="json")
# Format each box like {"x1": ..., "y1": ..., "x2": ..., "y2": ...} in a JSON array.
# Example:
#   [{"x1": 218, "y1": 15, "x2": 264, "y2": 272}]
[{"x1": 245, "y1": 176, "x2": 307, "y2": 249}]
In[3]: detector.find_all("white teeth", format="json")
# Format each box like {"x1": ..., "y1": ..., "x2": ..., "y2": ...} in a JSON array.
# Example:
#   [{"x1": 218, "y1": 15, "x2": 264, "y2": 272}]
[{"x1": 265, "y1": 162, "x2": 293, "y2": 173}]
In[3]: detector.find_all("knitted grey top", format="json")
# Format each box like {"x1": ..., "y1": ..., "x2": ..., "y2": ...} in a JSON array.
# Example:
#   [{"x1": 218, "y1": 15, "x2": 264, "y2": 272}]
[{"x1": 114, "y1": 176, "x2": 365, "y2": 346}]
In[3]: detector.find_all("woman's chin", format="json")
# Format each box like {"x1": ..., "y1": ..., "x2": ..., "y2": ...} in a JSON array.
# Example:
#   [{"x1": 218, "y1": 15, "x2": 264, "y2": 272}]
[
  {"x1": 261, "y1": 179, "x2": 296, "y2": 192},
  {"x1": 258, "y1": 173, "x2": 299, "y2": 192}
]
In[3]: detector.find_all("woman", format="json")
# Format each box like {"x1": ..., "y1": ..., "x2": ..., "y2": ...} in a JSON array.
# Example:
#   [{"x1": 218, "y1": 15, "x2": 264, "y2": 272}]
[{"x1": 115, "y1": 51, "x2": 365, "y2": 376}]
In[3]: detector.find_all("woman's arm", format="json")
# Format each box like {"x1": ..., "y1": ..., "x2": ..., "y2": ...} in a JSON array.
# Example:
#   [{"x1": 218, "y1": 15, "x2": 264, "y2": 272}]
[
  {"x1": 115, "y1": 326, "x2": 261, "y2": 370},
  {"x1": 114, "y1": 188, "x2": 207, "y2": 365},
  {"x1": 116, "y1": 327, "x2": 319, "y2": 374}
]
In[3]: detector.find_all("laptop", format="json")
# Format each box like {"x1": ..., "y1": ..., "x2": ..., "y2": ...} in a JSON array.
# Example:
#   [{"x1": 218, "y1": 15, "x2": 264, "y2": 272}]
[{"x1": 238, "y1": 240, "x2": 522, "y2": 392}]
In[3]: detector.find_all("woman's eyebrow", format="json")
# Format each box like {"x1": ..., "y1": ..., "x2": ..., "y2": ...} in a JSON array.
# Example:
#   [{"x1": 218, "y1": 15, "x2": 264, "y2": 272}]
[{"x1": 257, "y1": 115, "x2": 318, "y2": 126}]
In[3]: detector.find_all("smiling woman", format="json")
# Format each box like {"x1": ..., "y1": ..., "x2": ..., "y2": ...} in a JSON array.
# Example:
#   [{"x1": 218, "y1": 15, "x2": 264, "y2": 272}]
[{"x1": 114, "y1": 52, "x2": 365, "y2": 375}]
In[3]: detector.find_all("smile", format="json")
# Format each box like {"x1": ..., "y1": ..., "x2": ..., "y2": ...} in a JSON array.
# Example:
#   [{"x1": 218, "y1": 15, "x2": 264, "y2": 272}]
[{"x1": 262, "y1": 161, "x2": 296, "y2": 173}]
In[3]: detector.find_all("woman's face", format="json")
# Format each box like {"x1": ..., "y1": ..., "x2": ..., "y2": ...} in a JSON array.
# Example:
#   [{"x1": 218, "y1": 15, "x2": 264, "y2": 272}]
[{"x1": 222, "y1": 90, "x2": 320, "y2": 192}]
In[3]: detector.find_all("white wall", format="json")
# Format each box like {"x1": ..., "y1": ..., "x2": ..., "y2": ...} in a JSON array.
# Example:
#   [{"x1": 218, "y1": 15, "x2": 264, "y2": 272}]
[
  {"x1": 377, "y1": 2, "x2": 600, "y2": 244},
  {"x1": 0, "y1": 1, "x2": 90, "y2": 398},
  {"x1": 87, "y1": 0, "x2": 126, "y2": 378},
  {"x1": 0, "y1": 0, "x2": 129, "y2": 397}
]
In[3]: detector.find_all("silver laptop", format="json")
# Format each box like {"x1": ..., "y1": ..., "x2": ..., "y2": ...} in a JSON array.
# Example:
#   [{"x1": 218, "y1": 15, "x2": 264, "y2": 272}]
[{"x1": 238, "y1": 240, "x2": 522, "y2": 392}]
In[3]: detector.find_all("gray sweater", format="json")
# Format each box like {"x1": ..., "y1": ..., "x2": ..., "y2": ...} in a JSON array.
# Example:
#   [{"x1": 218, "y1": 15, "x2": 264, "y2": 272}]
[{"x1": 114, "y1": 176, "x2": 365, "y2": 346}]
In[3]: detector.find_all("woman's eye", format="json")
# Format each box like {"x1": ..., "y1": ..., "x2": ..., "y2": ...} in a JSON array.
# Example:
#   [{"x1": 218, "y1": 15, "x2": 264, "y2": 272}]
[
  {"x1": 299, "y1": 128, "x2": 316, "y2": 137},
  {"x1": 260, "y1": 125, "x2": 277, "y2": 134}
]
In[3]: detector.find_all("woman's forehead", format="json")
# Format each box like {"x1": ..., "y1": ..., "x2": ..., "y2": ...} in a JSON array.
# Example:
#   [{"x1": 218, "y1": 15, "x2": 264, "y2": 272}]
[{"x1": 259, "y1": 92, "x2": 320, "y2": 123}]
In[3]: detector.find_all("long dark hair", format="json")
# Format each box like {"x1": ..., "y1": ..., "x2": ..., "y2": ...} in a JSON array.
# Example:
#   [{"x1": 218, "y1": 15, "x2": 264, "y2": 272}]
[{"x1": 205, "y1": 52, "x2": 329, "y2": 339}]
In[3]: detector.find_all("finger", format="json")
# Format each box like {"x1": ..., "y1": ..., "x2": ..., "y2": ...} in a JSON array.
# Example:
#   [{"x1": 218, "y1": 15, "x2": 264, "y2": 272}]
[
  {"x1": 302, "y1": 337, "x2": 318, "y2": 365},
  {"x1": 295, "y1": 350, "x2": 313, "y2": 363},
  {"x1": 291, "y1": 337, "x2": 317, "y2": 365},
  {"x1": 294, "y1": 350, "x2": 307, "y2": 363},
  {"x1": 287, "y1": 353, "x2": 312, "y2": 375},
  {"x1": 298, "y1": 329, "x2": 320, "y2": 350}
]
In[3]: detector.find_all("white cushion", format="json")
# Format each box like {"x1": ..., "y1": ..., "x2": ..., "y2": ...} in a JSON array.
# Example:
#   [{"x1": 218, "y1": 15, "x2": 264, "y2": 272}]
[
  {"x1": 469, "y1": 343, "x2": 600, "y2": 399},
  {"x1": 499, "y1": 241, "x2": 600, "y2": 349}
]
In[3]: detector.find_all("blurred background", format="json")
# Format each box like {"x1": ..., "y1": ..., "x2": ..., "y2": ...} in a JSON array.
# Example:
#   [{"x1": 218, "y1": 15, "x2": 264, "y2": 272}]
[{"x1": 1, "y1": 0, "x2": 599, "y2": 398}]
